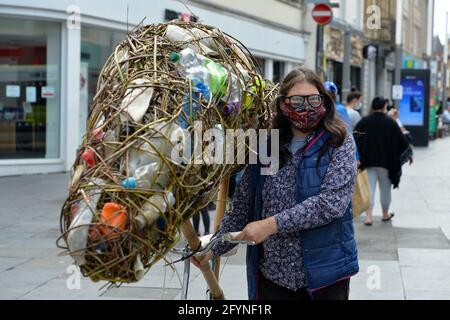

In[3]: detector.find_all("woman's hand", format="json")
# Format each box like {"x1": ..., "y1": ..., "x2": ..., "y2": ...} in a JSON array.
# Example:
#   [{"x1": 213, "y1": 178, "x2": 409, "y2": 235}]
[
  {"x1": 235, "y1": 216, "x2": 278, "y2": 245},
  {"x1": 190, "y1": 251, "x2": 214, "y2": 270}
]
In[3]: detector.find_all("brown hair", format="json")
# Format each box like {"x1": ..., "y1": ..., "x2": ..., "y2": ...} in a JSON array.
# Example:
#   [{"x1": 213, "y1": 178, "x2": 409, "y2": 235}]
[
  {"x1": 346, "y1": 91, "x2": 362, "y2": 104},
  {"x1": 272, "y1": 67, "x2": 348, "y2": 167}
]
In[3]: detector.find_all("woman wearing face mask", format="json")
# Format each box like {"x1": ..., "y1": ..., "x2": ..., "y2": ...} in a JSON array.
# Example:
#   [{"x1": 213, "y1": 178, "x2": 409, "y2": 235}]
[{"x1": 191, "y1": 67, "x2": 359, "y2": 300}]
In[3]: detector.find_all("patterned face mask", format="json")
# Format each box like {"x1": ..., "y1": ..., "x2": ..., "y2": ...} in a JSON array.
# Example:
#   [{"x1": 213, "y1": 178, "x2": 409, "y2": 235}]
[{"x1": 279, "y1": 98, "x2": 326, "y2": 133}]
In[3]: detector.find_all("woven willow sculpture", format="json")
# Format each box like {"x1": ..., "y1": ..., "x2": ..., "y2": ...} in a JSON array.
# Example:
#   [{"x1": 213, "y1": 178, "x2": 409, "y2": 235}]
[{"x1": 57, "y1": 21, "x2": 277, "y2": 284}]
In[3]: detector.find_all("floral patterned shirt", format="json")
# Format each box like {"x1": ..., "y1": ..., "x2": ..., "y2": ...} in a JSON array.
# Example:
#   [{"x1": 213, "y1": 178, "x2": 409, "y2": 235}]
[{"x1": 211, "y1": 133, "x2": 357, "y2": 291}]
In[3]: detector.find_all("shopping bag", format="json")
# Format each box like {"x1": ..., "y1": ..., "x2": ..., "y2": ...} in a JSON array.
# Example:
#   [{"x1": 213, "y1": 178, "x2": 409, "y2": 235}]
[{"x1": 352, "y1": 170, "x2": 370, "y2": 218}]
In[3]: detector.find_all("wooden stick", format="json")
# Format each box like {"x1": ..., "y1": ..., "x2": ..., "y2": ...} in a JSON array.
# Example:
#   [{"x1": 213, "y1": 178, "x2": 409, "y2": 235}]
[
  {"x1": 180, "y1": 220, "x2": 224, "y2": 300},
  {"x1": 212, "y1": 175, "x2": 230, "y2": 279}
]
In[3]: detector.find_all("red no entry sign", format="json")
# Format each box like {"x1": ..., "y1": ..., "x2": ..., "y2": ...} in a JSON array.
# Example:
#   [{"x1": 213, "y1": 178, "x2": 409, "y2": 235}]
[{"x1": 312, "y1": 3, "x2": 333, "y2": 25}]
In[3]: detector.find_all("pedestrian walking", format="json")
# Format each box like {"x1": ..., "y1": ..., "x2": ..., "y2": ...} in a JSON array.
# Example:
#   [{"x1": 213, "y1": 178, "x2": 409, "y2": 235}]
[
  {"x1": 325, "y1": 82, "x2": 360, "y2": 163},
  {"x1": 442, "y1": 104, "x2": 450, "y2": 125},
  {"x1": 345, "y1": 91, "x2": 363, "y2": 129},
  {"x1": 354, "y1": 97, "x2": 413, "y2": 226},
  {"x1": 192, "y1": 67, "x2": 359, "y2": 300},
  {"x1": 325, "y1": 81, "x2": 352, "y2": 133},
  {"x1": 387, "y1": 108, "x2": 414, "y2": 145}
]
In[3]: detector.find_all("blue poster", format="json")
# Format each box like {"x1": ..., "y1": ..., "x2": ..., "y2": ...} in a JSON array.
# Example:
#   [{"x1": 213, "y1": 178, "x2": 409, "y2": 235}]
[{"x1": 399, "y1": 75, "x2": 425, "y2": 126}]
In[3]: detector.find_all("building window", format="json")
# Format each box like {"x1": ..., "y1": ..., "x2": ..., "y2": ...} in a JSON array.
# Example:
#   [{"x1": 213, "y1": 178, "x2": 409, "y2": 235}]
[
  {"x1": 80, "y1": 27, "x2": 126, "y2": 139},
  {"x1": 351, "y1": 66, "x2": 362, "y2": 92},
  {"x1": 0, "y1": 18, "x2": 61, "y2": 160},
  {"x1": 273, "y1": 61, "x2": 286, "y2": 84}
]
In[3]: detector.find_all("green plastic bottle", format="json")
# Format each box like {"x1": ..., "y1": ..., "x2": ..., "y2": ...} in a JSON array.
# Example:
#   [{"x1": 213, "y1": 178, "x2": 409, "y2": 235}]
[{"x1": 170, "y1": 49, "x2": 228, "y2": 97}]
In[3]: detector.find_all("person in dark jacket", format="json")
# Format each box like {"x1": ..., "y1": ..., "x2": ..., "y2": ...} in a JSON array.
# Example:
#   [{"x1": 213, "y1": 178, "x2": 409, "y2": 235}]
[
  {"x1": 354, "y1": 97, "x2": 412, "y2": 226},
  {"x1": 191, "y1": 67, "x2": 358, "y2": 300}
]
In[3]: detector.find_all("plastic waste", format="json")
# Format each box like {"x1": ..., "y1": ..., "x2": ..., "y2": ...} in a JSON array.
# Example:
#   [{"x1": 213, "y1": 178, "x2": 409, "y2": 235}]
[
  {"x1": 165, "y1": 25, "x2": 216, "y2": 55},
  {"x1": 99, "y1": 202, "x2": 128, "y2": 240},
  {"x1": 95, "y1": 242, "x2": 108, "y2": 254},
  {"x1": 189, "y1": 27, "x2": 219, "y2": 53},
  {"x1": 88, "y1": 226, "x2": 107, "y2": 253},
  {"x1": 170, "y1": 48, "x2": 228, "y2": 97},
  {"x1": 133, "y1": 255, "x2": 145, "y2": 281},
  {"x1": 136, "y1": 192, "x2": 176, "y2": 230},
  {"x1": 243, "y1": 76, "x2": 266, "y2": 109},
  {"x1": 82, "y1": 149, "x2": 96, "y2": 168},
  {"x1": 171, "y1": 48, "x2": 244, "y2": 114},
  {"x1": 70, "y1": 201, "x2": 81, "y2": 220},
  {"x1": 120, "y1": 79, "x2": 154, "y2": 123},
  {"x1": 178, "y1": 80, "x2": 211, "y2": 129},
  {"x1": 70, "y1": 165, "x2": 85, "y2": 189},
  {"x1": 91, "y1": 128, "x2": 105, "y2": 142},
  {"x1": 121, "y1": 162, "x2": 169, "y2": 190},
  {"x1": 126, "y1": 122, "x2": 186, "y2": 176},
  {"x1": 224, "y1": 73, "x2": 244, "y2": 114},
  {"x1": 67, "y1": 178, "x2": 104, "y2": 266},
  {"x1": 103, "y1": 129, "x2": 117, "y2": 160}
]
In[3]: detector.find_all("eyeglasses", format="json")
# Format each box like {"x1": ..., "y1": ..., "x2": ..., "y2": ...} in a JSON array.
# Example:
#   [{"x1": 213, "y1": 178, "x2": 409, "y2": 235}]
[{"x1": 279, "y1": 94, "x2": 324, "y2": 111}]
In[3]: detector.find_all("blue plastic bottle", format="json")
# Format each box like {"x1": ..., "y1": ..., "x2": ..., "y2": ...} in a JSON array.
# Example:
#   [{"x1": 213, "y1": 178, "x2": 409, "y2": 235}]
[{"x1": 178, "y1": 79, "x2": 211, "y2": 129}]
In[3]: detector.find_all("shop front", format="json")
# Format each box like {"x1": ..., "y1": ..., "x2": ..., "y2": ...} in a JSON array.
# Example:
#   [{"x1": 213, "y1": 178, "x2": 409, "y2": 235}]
[
  {"x1": 0, "y1": 16, "x2": 63, "y2": 175},
  {"x1": 323, "y1": 25, "x2": 365, "y2": 102}
]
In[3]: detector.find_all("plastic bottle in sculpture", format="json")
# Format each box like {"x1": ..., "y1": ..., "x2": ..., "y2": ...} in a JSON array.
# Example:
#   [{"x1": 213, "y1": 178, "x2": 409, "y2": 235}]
[{"x1": 67, "y1": 178, "x2": 104, "y2": 266}]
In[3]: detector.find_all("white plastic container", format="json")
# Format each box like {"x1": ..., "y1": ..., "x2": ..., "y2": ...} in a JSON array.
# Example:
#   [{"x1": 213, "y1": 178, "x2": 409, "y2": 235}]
[
  {"x1": 166, "y1": 25, "x2": 215, "y2": 55},
  {"x1": 120, "y1": 79, "x2": 154, "y2": 123},
  {"x1": 67, "y1": 178, "x2": 104, "y2": 266},
  {"x1": 136, "y1": 192, "x2": 176, "y2": 230},
  {"x1": 122, "y1": 162, "x2": 169, "y2": 190},
  {"x1": 126, "y1": 121, "x2": 186, "y2": 175},
  {"x1": 133, "y1": 255, "x2": 145, "y2": 281}
]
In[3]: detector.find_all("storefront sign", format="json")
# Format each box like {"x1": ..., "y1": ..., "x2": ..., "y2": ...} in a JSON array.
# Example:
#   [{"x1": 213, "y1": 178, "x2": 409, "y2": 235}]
[
  {"x1": 392, "y1": 85, "x2": 404, "y2": 100},
  {"x1": 351, "y1": 35, "x2": 364, "y2": 66},
  {"x1": 6, "y1": 85, "x2": 20, "y2": 98},
  {"x1": 26, "y1": 86, "x2": 37, "y2": 103},
  {"x1": 42, "y1": 86, "x2": 56, "y2": 99},
  {"x1": 430, "y1": 61, "x2": 437, "y2": 74},
  {"x1": 324, "y1": 26, "x2": 344, "y2": 62}
]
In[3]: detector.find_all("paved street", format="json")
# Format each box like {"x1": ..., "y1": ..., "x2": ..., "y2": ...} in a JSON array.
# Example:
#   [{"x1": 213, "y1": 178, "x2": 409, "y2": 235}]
[{"x1": 1, "y1": 137, "x2": 450, "y2": 300}]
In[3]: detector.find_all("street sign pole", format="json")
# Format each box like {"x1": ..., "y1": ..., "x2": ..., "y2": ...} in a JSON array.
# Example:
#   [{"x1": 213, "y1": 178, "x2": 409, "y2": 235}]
[
  {"x1": 312, "y1": 3, "x2": 333, "y2": 80},
  {"x1": 316, "y1": 24, "x2": 324, "y2": 79}
]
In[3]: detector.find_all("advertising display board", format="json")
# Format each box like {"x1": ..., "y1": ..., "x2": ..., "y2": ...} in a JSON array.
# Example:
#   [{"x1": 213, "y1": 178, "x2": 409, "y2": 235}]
[{"x1": 399, "y1": 69, "x2": 430, "y2": 147}]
